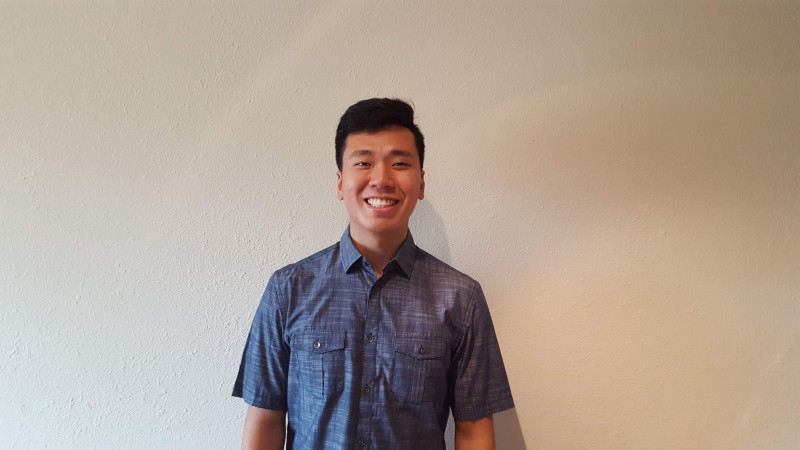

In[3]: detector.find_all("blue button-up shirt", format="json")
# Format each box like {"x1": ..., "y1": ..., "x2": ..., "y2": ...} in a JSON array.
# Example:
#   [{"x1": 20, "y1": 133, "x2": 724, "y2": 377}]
[{"x1": 233, "y1": 227, "x2": 514, "y2": 449}]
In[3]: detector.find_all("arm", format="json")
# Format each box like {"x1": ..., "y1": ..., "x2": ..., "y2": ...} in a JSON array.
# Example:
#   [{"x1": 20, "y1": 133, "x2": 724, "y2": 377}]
[
  {"x1": 241, "y1": 405, "x2": 286, "y2": 450},
  {"x1": 454, "y1": 415, "x2": 495, "y2": 450},
  {"x1": 450, "y1": 284, "x2": 513, "y2": 449}
]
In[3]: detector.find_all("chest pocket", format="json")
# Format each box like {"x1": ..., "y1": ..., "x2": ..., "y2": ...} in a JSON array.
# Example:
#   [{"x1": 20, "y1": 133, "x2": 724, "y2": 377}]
[
  {"x1": 290, "y1": 331, "x2": 347, "y2": 399},
  {"x1": 391, "y1": 335, "x2": 448, "y2": 404}
]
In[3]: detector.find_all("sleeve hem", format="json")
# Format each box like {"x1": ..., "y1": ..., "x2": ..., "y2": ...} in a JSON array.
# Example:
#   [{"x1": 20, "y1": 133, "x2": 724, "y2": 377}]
[
  {"x1": 232, "y1": 388, "x2": 288, "y2": 412},
  {"x1": 451, "y1": 399, "x2": 515, "y2": 422}
]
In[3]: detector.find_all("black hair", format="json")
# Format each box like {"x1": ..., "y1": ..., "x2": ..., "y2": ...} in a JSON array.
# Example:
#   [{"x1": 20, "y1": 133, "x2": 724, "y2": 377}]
[{"x1": 335, "y1": 98, "x2": 425, "y2": 170}]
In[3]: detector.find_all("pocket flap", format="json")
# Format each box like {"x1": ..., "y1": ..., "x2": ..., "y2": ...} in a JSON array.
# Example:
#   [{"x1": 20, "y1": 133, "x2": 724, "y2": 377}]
[
  {"x1": 394, "y1": 336, "x2": 447, "y2": 360},
  {"x1": 290, "y1": 331, "x2": 346, "y2": 354}
]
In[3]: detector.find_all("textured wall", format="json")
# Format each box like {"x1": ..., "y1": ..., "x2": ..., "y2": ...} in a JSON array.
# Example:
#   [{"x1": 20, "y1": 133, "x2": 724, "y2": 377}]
[{"x1": 2, "y1": 1, "x2": 799, "y2": 449}]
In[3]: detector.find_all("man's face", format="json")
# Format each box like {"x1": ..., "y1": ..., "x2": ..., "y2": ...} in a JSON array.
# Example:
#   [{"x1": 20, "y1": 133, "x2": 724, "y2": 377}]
[{"x1": 337, "y1": 125, "x2": 425, "y2": 243}]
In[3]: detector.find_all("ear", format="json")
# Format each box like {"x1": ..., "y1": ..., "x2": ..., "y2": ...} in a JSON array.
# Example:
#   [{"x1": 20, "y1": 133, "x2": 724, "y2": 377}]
[
  {"x1": 418, "y1": 169, "x2": 425, "y2": 200},
  {"x1": 336, "y1": 171, "x2": 344, "y2": 201}
]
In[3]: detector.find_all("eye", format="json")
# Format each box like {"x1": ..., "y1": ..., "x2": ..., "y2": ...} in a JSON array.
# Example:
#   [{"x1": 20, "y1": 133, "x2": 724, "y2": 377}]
[
  {"x1": 393, "y1": 162, "x2": 410, "y2": 167},
  {"x1": 354, "y1": 161, "x2": 370, "y2": 167}
]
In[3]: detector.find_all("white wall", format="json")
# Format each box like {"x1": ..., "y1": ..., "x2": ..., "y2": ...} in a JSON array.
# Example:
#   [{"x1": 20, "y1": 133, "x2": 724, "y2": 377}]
[{"x1": 2, "y1": 1, "x2": 799, "y2": 449}]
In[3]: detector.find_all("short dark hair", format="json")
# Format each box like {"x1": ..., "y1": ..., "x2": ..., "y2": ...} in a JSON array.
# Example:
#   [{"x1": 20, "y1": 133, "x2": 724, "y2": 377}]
[{"x1": 335, "y1": 98, "x2": 425, "y2": 170}]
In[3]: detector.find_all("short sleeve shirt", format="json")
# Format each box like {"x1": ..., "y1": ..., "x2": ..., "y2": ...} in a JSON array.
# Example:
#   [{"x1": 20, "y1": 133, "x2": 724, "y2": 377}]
[{"x1": 233, "y1": 227, "x2": 514, "y2": 449}]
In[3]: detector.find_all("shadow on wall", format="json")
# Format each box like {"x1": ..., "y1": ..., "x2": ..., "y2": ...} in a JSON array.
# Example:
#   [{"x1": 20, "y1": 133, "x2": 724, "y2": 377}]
[
  {"x1": 495, "y1": 408, "x2": 527, "y2": 450},
  {"x1": 409, "y1": 198, "x2": 451, "y2": 264},
  {"x1": 413, "y1": 201, "x2": 527, "y2": 449}
]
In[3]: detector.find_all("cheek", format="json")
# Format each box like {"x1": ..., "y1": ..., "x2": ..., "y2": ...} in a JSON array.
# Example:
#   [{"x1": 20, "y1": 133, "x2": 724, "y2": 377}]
[{"x1": 341, "y1": 181, "x2": 361, "y2": 199}]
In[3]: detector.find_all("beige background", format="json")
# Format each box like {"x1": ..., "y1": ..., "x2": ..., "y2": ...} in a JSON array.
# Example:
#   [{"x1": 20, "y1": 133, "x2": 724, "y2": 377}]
[{"x1": 2, "y1": 1, "x2": 799, "y2": 449}]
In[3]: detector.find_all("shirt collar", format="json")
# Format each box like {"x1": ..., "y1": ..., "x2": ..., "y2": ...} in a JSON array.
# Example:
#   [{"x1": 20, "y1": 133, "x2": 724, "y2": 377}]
[
  {"x1": 339, "y1": 225, "x2": 416, "y2": 278},
  {"x1": 339, "y1": 226, "x2": 363, "y2": 272}
]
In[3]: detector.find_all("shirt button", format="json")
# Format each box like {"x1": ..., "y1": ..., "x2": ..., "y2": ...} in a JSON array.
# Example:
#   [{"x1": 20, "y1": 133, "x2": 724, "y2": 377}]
[
  {"x1": 358, "y1": 437, "x2": 367, "y2": 447},
  {"x1": 362, "y1": 385, "x2": 370, "y2": 394},
  {"x1": 418, "y1": 346, "x2": 425, "y2": 354},
  {"x1": 313, "y1": 341, "x2": 321, "y2": 349},
  {"x1": 366, "y1": 333, "x2": 375, "y2": 343}
]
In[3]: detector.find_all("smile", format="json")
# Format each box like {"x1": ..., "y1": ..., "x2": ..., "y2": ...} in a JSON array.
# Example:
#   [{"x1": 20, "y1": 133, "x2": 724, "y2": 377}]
[{"x1": 365, "y1": 198, "x2": 399, "y2": 208}]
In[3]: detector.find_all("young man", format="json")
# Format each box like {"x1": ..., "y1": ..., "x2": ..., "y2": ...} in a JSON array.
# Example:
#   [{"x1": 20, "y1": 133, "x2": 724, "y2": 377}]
[{"x1": 233, "y1": 99, "x2": 514, "y2": 449}]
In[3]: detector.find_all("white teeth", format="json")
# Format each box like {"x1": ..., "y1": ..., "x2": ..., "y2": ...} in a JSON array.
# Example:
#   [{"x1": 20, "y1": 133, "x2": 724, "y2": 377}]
[{"x1": 366, "y1": 198, "x2": 399, "y2": 208}]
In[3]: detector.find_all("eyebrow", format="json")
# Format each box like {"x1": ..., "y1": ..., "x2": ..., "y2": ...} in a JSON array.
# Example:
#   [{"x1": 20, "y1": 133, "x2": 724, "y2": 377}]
[{"x1": 347, "y1": 149, "x2": 415, "y2": 159}]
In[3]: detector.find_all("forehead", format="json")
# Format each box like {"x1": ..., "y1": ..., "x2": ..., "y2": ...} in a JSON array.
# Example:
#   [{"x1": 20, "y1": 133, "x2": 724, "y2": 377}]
[{"x1": 343, "y1": 126, "x2": 418, "y2": 159}]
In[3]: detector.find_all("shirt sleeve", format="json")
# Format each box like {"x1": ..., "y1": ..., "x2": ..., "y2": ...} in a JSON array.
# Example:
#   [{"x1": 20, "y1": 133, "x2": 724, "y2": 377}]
[
  {"x1": 232, "y1": 273, "x2": 290, "y2": 411},
  {"x1": 449, "y1": 282, "x2": 515, "y2": 421}
]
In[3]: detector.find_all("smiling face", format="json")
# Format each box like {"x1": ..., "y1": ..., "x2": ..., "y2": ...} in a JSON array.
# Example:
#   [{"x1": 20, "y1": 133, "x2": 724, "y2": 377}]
[{"x1": 337, "y1": 125, "x2": 425, "y2": 245}]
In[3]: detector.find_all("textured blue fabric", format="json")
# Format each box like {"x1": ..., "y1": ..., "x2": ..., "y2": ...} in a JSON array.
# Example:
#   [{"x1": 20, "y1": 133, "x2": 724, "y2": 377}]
[{"x1": 233, "y1": 227, "x2": 514, "y2": 449}]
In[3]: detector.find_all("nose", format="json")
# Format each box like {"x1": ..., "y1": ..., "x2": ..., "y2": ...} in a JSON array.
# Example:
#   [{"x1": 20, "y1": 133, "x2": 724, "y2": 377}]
[{"x1": 370, "y1": 163, "x2": 394, "y2": 190}]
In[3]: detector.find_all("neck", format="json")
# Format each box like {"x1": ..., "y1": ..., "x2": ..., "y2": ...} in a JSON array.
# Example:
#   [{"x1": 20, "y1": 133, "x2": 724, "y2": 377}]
[{"x1": 349, "y1": 227, "x2": 407, "y2": 278}]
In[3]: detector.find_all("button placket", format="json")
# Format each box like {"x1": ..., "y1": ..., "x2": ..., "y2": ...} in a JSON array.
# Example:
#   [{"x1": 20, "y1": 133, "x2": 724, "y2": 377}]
[{"x1": 355, "y1": 282, "x2": 380, "y2": 450}]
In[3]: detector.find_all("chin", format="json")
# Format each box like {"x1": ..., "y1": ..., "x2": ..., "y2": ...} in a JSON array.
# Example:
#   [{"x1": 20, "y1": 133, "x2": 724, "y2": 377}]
[{"x1": 364, "y1": 222, "x2": 405, "y2": 236}]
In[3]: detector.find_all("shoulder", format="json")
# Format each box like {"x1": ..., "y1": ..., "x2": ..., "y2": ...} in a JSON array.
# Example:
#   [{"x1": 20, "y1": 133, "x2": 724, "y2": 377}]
[
  {"x1": 412, "y1": 248, "x2": 491, "y2": 342},
  {"x1": 412, "y1": 247, "x2": 482, "y2": 296},
  {"x1": 267, "y1": 242, "x2": 341, "y2": 290}
]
